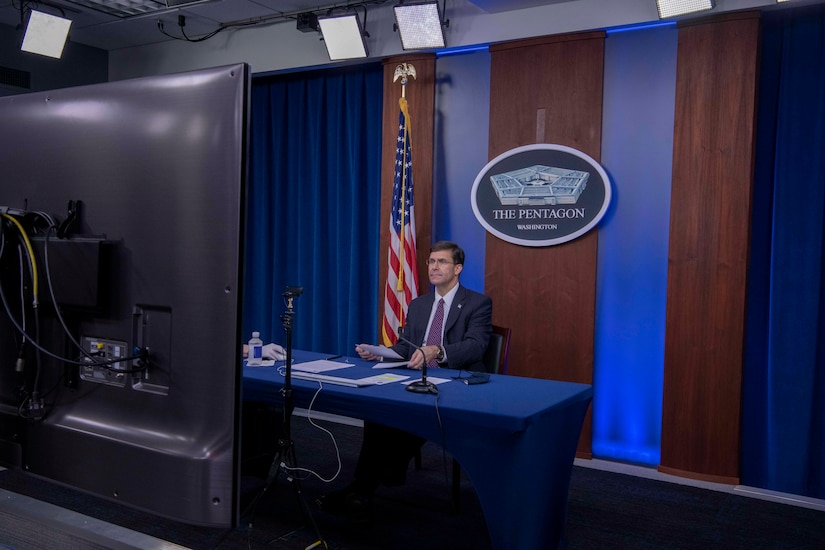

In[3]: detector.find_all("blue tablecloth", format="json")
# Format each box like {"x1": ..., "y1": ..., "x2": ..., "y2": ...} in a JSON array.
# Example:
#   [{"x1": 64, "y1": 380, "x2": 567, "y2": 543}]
[{"x1": 243, "y1": 350, "x2": 592, "y2": 549}]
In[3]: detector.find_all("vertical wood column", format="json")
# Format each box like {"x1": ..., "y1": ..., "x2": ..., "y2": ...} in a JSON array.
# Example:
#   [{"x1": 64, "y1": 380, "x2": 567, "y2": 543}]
[
  {"x1": 487, "y1": 33, "x2": 605, "y2": 457},
  {"x1": 659, "y1": 12, "x2": 760, "y2": 484},
  {"x1": 377, "y1": 54, "x2": 436, "y2": 337}
]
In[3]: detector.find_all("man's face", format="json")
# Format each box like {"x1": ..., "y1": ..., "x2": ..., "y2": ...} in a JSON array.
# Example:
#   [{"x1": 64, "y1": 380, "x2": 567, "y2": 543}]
[{"x1": 427, "y1": 250, "x2": 462, "y2": 289}]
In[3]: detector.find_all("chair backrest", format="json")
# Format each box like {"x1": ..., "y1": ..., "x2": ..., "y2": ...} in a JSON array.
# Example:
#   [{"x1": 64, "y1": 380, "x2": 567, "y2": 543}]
[{"x1": 481, "y1": 325, "x2": 511, "y2": 374}]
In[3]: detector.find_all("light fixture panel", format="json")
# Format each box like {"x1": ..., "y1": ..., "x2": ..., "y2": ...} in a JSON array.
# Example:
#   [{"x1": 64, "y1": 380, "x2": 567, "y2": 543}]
[
  {"x1": 21, "y1": 10, "x2": 72, "y2": 59},
  {"x1": 318, "y1": 14, "x2": 368, "y2": 61},
  {"x1": 656, "y1": 0, "x2": 715, "y2": 19},
  {"x1": 66, "y1": 0, "x2": 212, "y2": 18},
  {"x1": 394, "y1": 2, "x2": 446, "y2": 50}
]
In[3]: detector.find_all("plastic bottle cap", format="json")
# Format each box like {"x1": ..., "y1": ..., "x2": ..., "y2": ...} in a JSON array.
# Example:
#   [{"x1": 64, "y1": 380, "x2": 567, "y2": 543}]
[{"x1": 252, "y1": 331, "x2": 260, "y2": 337}]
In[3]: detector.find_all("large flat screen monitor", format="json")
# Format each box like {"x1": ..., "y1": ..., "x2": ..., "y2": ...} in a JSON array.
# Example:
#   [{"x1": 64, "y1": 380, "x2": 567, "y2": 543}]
[{"x1": 0, "y1": 63, "x2": 249, "y2": 527}]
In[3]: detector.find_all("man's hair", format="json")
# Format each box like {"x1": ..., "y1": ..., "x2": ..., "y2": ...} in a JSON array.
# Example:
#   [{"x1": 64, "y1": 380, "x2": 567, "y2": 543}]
[{"x1": 430, "y1": 241, "x2": 465, "y2": 266}]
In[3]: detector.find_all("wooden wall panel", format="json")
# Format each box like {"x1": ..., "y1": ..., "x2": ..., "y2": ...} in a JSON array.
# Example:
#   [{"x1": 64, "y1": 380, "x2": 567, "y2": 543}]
[
  {"x1": 659, "y1": 12, "x2": 760, "y2": 484},
  {"x1": 487, "y1": 32, "x2": 605, "y2": 457},
  {"x1": 377, "y1": 54, "x2": 436, "y2": 338}
]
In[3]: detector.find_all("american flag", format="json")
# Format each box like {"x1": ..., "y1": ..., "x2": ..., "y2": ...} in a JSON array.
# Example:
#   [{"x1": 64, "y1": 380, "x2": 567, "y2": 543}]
[{"x1": 382, "y1": 97, "x2": 420, "y2": 345}]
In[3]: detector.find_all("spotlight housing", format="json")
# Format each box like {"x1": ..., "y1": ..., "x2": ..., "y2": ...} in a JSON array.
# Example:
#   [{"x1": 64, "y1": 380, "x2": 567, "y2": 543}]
[
  {"x1": 656, "y1": 0, "x2": 715, "y2": 19},
  {"x1": 318, "y1": 13, "x2": 368, "y2": 61},
  {"x1": 394, "y1": 1, "x2": 446, "y2": 50},
  {"x1": 297, "y1": 12, "x2": 320, "y2": 33},
  {"x1": 21, "y1": 10, "x2": 72, "y2": 59}
]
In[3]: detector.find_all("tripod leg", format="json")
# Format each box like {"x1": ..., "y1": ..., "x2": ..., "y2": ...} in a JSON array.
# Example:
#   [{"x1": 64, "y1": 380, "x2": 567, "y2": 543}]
[
  {"x1": 276, "y1": 439, "x2": 327, "y2": 549},
  {"x1": 239, "y1": 447, "x2": 285, "y2": 524},
  {"x1": 247, "y1": 297, "x2": 326, "y2": 548}
]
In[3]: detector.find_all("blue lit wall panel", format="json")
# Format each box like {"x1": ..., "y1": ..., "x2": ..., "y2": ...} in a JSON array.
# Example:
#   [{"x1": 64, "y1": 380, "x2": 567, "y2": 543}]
[
  {"x1": 432, "y1": 49, "x2": 491, "y2": 294},
  {"x1": 594, "y1": 25, "x2": 678, "y2": 465},
  {"x1": 432, "y1": 29, "x2": 675, "y2": 465}
]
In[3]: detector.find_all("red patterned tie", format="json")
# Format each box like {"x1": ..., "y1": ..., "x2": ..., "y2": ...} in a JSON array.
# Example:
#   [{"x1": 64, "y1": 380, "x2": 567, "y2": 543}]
[{"x1": 425, "y1": 298, "x2": 445, "y2": 368}]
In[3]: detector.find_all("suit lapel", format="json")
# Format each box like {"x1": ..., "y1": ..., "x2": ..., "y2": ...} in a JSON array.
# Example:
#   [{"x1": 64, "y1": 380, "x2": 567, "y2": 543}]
[
  {"x1": 413, "y1": 293, "x2": 436, "y2": 344},
  {"x1": 444, "y1": 285, "x2": 466, "y2": 333}
]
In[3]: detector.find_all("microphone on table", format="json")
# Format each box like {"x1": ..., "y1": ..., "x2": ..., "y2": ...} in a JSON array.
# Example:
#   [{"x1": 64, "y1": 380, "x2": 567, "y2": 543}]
[{"x1": 398, "y1": 335, "x2": 438, "y2": 395}]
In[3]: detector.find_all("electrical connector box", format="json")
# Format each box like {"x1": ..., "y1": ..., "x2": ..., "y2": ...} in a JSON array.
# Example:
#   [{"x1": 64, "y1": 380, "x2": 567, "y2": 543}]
[
  {"x1": 79, "y1": 336, "x2": 129, "y2": 387},
  {"x1": 30, "y1": 236, "x2": 114, "y2": 312},
  {"x1": 131, "y1": 304, "x2": 171, "y2": 396}
]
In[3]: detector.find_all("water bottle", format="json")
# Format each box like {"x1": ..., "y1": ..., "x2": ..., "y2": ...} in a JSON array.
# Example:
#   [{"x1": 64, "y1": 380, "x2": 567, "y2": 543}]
[{"x1": 247, "y1": 331, "x2": 263, "y2": 366}]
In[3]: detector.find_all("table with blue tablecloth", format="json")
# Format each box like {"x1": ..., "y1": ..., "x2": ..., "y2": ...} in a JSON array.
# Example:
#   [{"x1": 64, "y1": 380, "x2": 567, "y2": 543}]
[{"x1": 243, "y1": 350, "x2": 591, "y2": 549}]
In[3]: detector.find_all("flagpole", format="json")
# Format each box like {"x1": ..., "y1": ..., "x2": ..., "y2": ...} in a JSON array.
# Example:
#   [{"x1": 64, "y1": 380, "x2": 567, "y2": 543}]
[
  {"x1": 394, "y1": 62, "x2": 416, "y2": 97},
  {"x1": 382, "y1": 63, "x2": 420, "y2": 345},
  {"x1": 393, "y1": 63, "x2": 416, "y2": 299}
]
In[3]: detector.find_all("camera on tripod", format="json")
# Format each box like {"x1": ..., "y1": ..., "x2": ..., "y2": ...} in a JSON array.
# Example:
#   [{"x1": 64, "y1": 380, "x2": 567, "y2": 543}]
[
  {"x1": 283, "y1": 286, "x2": 303, "y2": 299},
  {"x1": 243, "y1": 283, "x2": 325, "y2": 548}
]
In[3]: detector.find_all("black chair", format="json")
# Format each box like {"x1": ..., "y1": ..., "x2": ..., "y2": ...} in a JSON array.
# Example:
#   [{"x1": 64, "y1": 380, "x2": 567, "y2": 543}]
[
  {"x1": 481, "y1": 324, "x2": 511, "y2": 375},
  {"x1": 416, "y1": 325, "x2": 512, "y2": 511}
]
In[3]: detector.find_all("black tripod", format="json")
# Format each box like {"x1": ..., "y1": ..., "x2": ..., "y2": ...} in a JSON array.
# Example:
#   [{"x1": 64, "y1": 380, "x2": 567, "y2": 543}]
[{"x1": 243, "y1": 287, "x2": 326, "y2": 549}]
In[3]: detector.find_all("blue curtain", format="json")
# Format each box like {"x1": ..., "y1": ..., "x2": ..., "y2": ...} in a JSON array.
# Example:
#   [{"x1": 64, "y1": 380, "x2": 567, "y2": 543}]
[
  {"x1": 743, "y1": 5, "x2": 825, "y2": 499},
  {"x1": 242, "y1": 64, "x2": 384, "y2": 356}
]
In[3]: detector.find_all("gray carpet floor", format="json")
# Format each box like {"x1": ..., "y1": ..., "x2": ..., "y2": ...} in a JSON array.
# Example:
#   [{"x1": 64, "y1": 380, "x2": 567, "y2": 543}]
[{"x1": 1, "y1": 416, "x2": 824, "y2": 549}]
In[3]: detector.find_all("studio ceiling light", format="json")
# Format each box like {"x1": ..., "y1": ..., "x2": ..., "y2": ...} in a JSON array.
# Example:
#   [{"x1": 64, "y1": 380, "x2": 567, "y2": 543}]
[
  {"x1": 21, "y1": 10, "x2": 72, "y2": 59},
  {"x1": 656, "y1": 0, "x2": 715, "y2": 19},
  {"x1": 64, "y1": 0, "x2": 212, "y2": 18},
  {"x1": 394, "y1": 1, "x2": 446, "y2": 50},
  {"x1": 318, "y1": 14, "x2": 368, "y2": 61}
]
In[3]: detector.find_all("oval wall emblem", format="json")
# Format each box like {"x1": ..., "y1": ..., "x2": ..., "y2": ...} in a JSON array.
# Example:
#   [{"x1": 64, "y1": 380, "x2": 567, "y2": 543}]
[{"x1": 471, "y1": 144, "x2": 612, "y2": 247}]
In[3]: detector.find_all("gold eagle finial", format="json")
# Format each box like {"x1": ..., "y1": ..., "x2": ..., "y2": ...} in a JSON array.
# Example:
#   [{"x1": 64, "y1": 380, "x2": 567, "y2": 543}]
[{"x1": 393, "y1": 63, "x2": 417, "y2": 87}]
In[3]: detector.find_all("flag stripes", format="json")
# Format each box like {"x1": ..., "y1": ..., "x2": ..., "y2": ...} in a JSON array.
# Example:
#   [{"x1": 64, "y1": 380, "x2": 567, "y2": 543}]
[{"x1": 382, "y1": 97, "x2": 419, "y2": 345}]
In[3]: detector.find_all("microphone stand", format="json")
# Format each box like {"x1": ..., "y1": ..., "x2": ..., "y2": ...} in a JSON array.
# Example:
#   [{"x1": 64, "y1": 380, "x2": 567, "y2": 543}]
[
  {"x1": 242, "y1": 287, "x2": 326, "y2": 548},
  {"x1": 400, "y1": 336, "x2": 438, "y2": 395}
]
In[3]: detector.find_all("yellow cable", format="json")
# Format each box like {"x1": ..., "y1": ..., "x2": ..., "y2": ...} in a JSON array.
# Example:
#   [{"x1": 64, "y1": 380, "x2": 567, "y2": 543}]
[{"x1": 1, "y1": 213, "x2": 39, "y2": 307}]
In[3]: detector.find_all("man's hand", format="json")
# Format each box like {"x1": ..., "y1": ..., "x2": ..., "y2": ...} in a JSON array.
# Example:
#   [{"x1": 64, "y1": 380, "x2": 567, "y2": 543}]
[
  {"x1": 355, "y1": 344, "x2": 383, "y2": 362},
  {"x1": 407, "y1": 345, "x2": 439, "y2": 370},
  {"x1": 262, "y1": 343, "x2": 286, "y2": 361}
]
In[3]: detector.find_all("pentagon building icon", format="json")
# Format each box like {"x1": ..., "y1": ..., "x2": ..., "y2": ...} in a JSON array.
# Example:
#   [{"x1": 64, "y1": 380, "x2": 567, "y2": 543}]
[{"x1": 490, "y1": 165, "x2": 590, "y2": 206}]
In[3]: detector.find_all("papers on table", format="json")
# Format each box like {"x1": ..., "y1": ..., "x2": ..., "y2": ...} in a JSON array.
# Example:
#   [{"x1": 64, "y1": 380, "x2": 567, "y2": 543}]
[
  {"x1": 372, "y1": 360, "x2": 410, "y2": 369},
  {"x1": 361, "y1": 373, "x2": 411, "y2": 385},
  {"x1": 291, "y1": 370, "x2": 410, "y2": 387},
  {"x1": 286, "y1": 359, "x2": 411, "y2": 387},
  {"x1": 358, "y1": 344, "x2": 404, "y2": 360},
  {"x1": 292, "y1": 359, "x2": 351, "y2": 374},
  {"x1": 246, "y1": 359, "x2": 276, "y2": 367},
  {"x1": 358, "y1": 344, "x2": 411, "y2": 369},
  {"x1": 263, "y1": 355, "x2": 450, "y2": 388}
]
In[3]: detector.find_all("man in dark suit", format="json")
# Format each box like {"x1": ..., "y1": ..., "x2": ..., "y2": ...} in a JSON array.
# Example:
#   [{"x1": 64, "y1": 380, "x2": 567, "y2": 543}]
[
  {"x1": 364, "y1": 240, "x2": 492, "y2": 372},
  {"x1": 319, "y1": 241, "x2": 492, "y2": 519}
]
